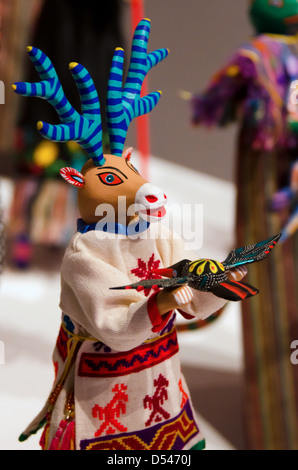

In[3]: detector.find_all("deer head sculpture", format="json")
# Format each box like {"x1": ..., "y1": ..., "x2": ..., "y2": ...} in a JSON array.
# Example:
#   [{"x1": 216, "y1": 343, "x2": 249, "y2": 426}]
[{"x1": 12, "y1": 19, "x2": 169, "y2": 227}]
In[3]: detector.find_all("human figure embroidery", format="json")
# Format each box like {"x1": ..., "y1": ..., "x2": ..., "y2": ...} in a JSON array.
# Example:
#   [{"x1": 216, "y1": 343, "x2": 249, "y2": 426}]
[
  {"x1": 178, "y1": 378, "x2": 188, "y2": 409},
  {"x1": 92, "y1": 384, "x2": 128, "y2": 437},
  {"x1": 15, "y1": 19, "x2": 247, "y2": 451},
  {"x1": 143, "y1": 374, "x2": 170, "y2": 427}
]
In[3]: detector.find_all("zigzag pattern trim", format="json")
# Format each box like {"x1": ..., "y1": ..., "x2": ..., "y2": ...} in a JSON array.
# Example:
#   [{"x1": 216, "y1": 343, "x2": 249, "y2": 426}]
[
  {"x1": 80, "y1": 400, "x2": 200, "y2": 450},
  {"x1": 78, "y1": 327, "x2": 178, "y2": 378}
]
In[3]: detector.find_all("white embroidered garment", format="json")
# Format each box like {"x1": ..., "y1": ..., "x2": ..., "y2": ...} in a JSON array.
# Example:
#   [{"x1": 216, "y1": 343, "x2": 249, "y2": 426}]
[{"x1": 21, "y1": 222, "x2": 226, "y2": 450}]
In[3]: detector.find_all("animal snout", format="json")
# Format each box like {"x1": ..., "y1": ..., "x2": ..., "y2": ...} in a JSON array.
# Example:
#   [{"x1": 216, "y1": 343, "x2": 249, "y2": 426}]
[
  {"x1": 135, "y1": 183, "x2": 167, "y2": 222},
  {"x1": 135, "y1": 183, "x2": 167, "y2": 208}
]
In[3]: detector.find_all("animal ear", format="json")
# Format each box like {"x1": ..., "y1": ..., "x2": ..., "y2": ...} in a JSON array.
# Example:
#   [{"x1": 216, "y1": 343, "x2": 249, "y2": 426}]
[
  {"x1": 123, "y1": 147, "x2": 134, "y2": 161},
  {"x1": 60, "y1": 167, "x2": 85, "y2": 188}
]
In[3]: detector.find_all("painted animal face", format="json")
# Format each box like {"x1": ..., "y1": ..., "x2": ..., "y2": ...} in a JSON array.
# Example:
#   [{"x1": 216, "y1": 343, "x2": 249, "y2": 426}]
[
  {"x1": 249, "y1": 0, "x2": 298, "y2": 35},
  {"x1": 62, "y1": 151, "x2": 167, "y2": 225},
  {"x1": 13, "y1": 20, "x2": 170, "y2": 230}
]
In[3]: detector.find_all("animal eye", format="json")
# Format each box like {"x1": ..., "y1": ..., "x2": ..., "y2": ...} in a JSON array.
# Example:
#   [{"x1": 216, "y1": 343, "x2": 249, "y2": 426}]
[{"x1": 97, "y1": 172, "x2": 123, "y2": 186}]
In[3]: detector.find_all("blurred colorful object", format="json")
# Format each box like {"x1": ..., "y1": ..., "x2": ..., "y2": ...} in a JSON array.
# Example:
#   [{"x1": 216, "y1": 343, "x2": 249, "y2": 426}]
[
  {"x1": 5, "y1": 0, "x2": 123, "y2": 268},
  {"x1": 271, "y1": 160, "x2": 298, "y2": 241},
  {"x1": 250, "y1": 0, "x2": 298, "y2": 35},
  {"x1": 191, "y1": 0, "x2": 298, "y2": 450}
]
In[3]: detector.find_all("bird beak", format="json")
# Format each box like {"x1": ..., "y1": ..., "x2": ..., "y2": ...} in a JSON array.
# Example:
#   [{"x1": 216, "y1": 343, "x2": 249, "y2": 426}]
[{"x1": 152, "y1": 268, "x2": 174, "y2": 278}]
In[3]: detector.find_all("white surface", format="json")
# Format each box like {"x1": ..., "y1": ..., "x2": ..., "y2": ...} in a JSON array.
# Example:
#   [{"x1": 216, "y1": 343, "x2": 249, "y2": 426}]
[{"x1": 0, "y1": 156, "x2": 244, "y2": 450}]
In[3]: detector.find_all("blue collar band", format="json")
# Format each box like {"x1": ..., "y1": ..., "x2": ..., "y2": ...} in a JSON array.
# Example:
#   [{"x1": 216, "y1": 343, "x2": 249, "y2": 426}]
[{"x1": 77, "y1": 218, "x2": 150, "y2": 236}]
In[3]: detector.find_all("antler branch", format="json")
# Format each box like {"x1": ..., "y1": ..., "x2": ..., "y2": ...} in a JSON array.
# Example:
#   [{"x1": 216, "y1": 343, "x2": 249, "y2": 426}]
[
  {"x1": 12, "y1": 47, "x2": 105, "y2": 166},
  {"x1": 107, "y1": 18, "x2": 169, "y2": 156}
]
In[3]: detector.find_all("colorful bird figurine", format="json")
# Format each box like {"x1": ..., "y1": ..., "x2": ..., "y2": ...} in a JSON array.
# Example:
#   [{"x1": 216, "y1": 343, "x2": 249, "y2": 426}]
[{"x1": 111, "y1": 233, "x2": 281, "y2": 301}]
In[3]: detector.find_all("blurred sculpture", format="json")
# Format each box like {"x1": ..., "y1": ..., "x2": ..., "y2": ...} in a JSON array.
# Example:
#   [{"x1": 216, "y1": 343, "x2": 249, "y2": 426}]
[{"x1": 191, "y1": 0, "x2": 298, "y2": 450}]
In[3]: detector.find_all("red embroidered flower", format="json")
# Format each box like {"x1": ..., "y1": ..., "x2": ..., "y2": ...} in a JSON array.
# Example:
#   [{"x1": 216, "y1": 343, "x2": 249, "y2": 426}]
[{"x1": 131, "y1": 254, "x2": 162, "y2": 296}]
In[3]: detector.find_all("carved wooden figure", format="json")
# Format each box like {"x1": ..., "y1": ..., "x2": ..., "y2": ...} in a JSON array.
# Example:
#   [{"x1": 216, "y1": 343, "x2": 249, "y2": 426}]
[{"x1": 14, "y1": 19, "x2": 246, "y2": 450}]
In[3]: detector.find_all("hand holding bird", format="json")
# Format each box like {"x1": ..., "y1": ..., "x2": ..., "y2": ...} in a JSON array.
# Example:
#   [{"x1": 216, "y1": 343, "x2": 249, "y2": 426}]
[
  {"x1": 111, "y1": 234, "x2": 281, "y2": 302},
  {"x1": 155, "y1": 265, "x2": 247, "y2": 314}
]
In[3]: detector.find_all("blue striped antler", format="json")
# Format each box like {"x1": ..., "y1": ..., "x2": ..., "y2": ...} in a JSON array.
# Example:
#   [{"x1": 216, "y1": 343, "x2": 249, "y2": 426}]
[
  {"x1": 12, "y1": 47, "x2": 105, "y2": 166},
  {"x1": 107, "y1": 18, "x2": 169, "y2": 156}
]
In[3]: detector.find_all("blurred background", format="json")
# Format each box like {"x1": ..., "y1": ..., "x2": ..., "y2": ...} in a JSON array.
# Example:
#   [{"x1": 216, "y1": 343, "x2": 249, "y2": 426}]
[
  {"x1": 1, "y1": 0, "x2": 296, "y2": 451},
  {"x1": 0, "y1": 0, "x2": 252, "y2": 267}
]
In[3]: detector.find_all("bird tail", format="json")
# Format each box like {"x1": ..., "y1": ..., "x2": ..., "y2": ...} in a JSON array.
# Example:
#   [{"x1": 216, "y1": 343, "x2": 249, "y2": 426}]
[{"x1": 210, "y1": 279, "x2": 259, "y2": 302}]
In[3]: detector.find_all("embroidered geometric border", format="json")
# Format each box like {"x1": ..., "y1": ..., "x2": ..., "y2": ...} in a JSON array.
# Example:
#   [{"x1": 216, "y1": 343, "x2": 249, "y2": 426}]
[
  {"x1": 78, "y1": 328, "x2": 179, "y2": 378},
  {"x1": 80, "y1": 400, "x2": 199, "y2": 450}
]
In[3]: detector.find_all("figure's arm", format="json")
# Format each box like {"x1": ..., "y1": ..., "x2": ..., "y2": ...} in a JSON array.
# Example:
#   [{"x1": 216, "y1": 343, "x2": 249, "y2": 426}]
[
  {"x1": 161, "y1": 234, "x2": 247, "y2": 321},
  {"x1": 60, "y1": 248, "x2": 178, "y2": 351},
  {"x1": 156, "y1": 266, "x2": 247, "y2": 314}
]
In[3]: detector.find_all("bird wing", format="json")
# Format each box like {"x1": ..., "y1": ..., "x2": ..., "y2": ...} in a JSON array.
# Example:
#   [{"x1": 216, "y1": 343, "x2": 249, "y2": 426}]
[
  {"x1": 222, "y1": 233, "x2": 281, "y2": 270},
  {"x1": 210, "y1": 279, "x2": 259, "y2": 302},
  {"x1": 110, "y1": 276, "x2": 190, "y2": 291}
]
